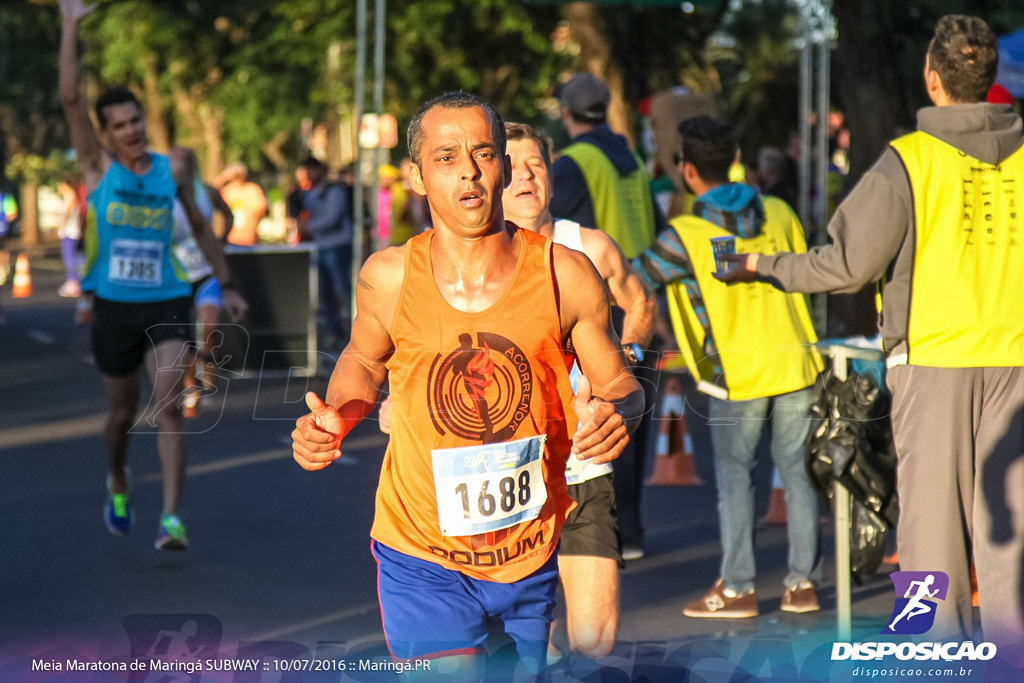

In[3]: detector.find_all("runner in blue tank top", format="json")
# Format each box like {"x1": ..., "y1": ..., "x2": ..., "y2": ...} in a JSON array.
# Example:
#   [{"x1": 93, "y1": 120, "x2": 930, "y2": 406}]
[{"x1": 59, "y1": 0, "x2": 247, "y2": 551}]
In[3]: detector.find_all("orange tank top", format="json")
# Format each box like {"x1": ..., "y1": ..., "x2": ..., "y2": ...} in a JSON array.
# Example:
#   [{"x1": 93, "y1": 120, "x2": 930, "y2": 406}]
[{"x1": 371, "y1": 227, "x2": 576, "y2": 582}]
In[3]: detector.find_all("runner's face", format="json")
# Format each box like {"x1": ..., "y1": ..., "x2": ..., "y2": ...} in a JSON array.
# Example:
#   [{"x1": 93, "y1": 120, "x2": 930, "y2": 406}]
[
  {"x1": 411, "y1": 106, "x2": 509, "y2": 235},
  {"x1": 503, "y1": 138, "x2": 551, "y2": 226},
  {"x1": 101, "y1": 102, "x2": 147, "y2": 163}
]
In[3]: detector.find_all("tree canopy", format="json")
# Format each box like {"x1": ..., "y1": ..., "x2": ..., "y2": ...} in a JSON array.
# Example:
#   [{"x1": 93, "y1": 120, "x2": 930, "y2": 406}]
[{"x1": 2, "y1": 0, "x2": 1023, "y2": 192}]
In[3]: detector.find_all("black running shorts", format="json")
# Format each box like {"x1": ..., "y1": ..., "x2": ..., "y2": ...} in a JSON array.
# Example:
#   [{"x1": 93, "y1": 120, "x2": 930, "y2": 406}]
[
  {"x1": 560, "y1": 474, "x2": 624, "y2": 566},
  {"x1": 91, "y1": 296, "x2": 192, "y2": 377}
]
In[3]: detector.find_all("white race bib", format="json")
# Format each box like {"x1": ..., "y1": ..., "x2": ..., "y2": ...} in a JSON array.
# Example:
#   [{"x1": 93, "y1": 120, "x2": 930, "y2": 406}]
[
  {"x1": 563, "y1": 361, "x2": 612, "y2": 484},
  {"x1": 176, "y1": 241, "x2": 207, "y2": 277},
  {"x1": 432, "y1": 434, "x2": 548, "y2": 537},
  {"x1": 109, "y1": 239, "x2": 162, "y2": 287},
  {"x1": 564, "y1": 451, "x2": 613, "y2": 485}
]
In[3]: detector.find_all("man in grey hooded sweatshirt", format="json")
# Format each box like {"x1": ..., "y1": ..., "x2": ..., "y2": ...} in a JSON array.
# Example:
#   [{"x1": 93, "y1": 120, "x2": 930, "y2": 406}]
[{"x1": 721, "y1": 15, "x2": 1024, "y2": 652}]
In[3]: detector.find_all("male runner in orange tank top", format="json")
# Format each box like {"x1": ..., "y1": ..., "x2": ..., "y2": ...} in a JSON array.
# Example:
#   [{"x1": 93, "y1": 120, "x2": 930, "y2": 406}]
[{"x1": 292, "y1": 92, "x2": 643, "y2": 679}]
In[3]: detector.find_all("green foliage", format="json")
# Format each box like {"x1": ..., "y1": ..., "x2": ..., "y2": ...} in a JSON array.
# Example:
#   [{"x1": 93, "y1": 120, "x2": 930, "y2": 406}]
[
  {"x1": 387, "y1": 0, "x2": 566, "y2": 128},
  {"x1": 0, "y1": 0, "x2": 67, "y2": 174},
  {"x1": 709, "y1": 0, "x2": 803, "y2": 159},
  {"x1": 7, "y1": 0, "x2": 1024, "y2": 191},
  {"x1": 6, "y1": 150, "x2": 79, "y2": 188}
]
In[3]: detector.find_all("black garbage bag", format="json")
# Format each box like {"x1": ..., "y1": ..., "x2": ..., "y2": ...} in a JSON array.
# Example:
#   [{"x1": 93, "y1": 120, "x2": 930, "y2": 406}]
[{"x1": 806, "y1": 370, "x2": 899, "y2": 582}]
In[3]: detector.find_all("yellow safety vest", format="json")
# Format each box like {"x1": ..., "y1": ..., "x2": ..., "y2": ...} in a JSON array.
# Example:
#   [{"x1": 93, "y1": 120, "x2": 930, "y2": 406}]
[
  {"x1": 891, "y1": 131, "x2": 1024, "y2": 367},
  {"x1": 561, "y1": 142, "x2": 655, "y2": 258},
  {"x1": 665, "y1": 196, "x2": 823, "y2": 400}
]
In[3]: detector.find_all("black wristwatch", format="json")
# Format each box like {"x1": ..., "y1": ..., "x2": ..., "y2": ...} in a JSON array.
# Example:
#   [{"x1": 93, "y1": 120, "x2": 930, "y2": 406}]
[{"x1": 622, "y1": 343, "x2": 644, "y2": 364}]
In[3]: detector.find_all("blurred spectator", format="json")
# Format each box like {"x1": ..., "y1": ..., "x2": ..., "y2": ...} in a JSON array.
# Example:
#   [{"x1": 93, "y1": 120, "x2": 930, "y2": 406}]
[
  {"x1": 0, "y1": 187, "x2": 17, "y2": 323},
  {"x1": 375, "y1": 164, "x2": 396, "y2": 247},
  {"x1": 756, "y1": 146, "x2": 798, "y2": 213},
  {"x1": 286, "y1": 164, "x2": 313, "y2": 245},
  {"x1": 377, "y1": 163, "x2": 417, "y2": 248},
  {"x1": 400, "y1": 157, "x2": 431, "y2": 233},
  {"x1": 57, "y1": 172, "x2": 85, "y2": 298},
  {"x1": 217, "y1": 163, "x2": 267, "y2": 246},
  {"x1": 298, "y1": 156, "x2": 353, "y2": 348}
]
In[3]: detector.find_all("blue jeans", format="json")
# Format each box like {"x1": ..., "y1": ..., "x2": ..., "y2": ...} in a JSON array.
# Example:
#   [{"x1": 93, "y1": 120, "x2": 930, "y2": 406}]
[{"x1": 707, "y1": 386, "x2": 822, "y2": 593}]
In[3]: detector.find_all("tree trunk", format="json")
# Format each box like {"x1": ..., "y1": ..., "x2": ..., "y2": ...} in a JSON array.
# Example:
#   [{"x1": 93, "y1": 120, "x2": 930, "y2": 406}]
[
  {"x1": 262, "y1": 130, "x2": 290, "y2": 170},
  {"x1": 172, "y1": 86, "x2": 224, "y2": 182},
  {"x1": 19, "y1": 184, "x2": 38, "y2": 247},
  {"x1": 564, "y1": 2, "x2": 635, "y2": 149},
  {"x1": 142, "y1": 53, "x2": 171, "y2": 154},
  {"x1": 197, "y1": 102, "x2": 225, "y2": 181},
  {"x1": 832, "y1": 0, "x2": 917, "y2": 185}
]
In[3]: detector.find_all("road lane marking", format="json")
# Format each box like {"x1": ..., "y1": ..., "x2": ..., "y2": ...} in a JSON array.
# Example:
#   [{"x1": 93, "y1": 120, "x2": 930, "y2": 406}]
[
  {"x1": 248, "y1": 603, "x2": 381, "y2": 642},
  {"x1": 27, "y1": 330, "x2": 56, "y2": 345}
]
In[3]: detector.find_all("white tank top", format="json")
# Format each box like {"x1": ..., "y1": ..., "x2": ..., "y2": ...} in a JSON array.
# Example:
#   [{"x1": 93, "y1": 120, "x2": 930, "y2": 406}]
[
  {"x1": 554, "y1": 219, "x2": 615, "y2": 485},
  {"x1": 172, "y1": 177, "x2": 216, "y2": 282}
]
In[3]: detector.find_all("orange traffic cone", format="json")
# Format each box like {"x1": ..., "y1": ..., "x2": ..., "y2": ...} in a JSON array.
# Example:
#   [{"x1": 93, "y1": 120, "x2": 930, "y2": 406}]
[
  {"x1": 646, "y1": 375, "x2": 705, "y2": 486},
  {"x1": 760, "y1": 467, "x2": 787, "y2": 525},
  {"x1": 11, "y1": 253, "x2": 31, "y2": 298}
]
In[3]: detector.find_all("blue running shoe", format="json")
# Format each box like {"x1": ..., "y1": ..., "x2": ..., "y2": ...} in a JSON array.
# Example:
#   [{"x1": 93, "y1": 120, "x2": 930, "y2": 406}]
[
  {"x1": 155, "y1": 514, "x2": 189, "y2": 551},
  {"x1": 103, "y1": 471, "x2": 134, "y2": 536}
]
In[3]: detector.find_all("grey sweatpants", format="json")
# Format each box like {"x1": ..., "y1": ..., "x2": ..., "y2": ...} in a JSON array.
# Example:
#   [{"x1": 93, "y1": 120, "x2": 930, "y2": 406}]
[{"x1": 887, "y1": 364, "x2": 1024, "y2": 650}]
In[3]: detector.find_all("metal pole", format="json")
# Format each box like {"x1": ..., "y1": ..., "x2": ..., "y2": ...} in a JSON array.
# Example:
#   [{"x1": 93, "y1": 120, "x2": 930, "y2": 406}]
[
  {"x1": 813, "y1": 1, "x2": 830, "y2": 336},
  {"x1": 372, "y1": 0, "x2": 386, "y2": 253},
  {"x1": 833, "y1": 350, "x2": 853, "y2": 642},
  {"x1": 798, "y1": 9, "x2": 812, "y2": 233},
  {"x1": 352, "y1": 0, "x2": 367, "y2": 322},
  {"x1": 808, "y1": 0, "x2": 850, "y2": 640},
  {"x1": 815, "y1": 3, "x2": 830, "y2": 246}
]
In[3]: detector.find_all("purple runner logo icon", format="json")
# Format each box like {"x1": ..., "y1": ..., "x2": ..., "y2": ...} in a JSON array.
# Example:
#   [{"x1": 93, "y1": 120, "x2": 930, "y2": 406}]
[{"x1": 883, "y1": 571, "x2": 949, "y2": 635}]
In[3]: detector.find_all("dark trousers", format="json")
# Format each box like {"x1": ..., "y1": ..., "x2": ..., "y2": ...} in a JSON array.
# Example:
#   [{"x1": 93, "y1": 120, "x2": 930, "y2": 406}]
[
  {"x1": 612, "y1": 351, "x2": 659, "y2": 549},
  {"x1": 317, "y1": 243, "x2": 353, "y2": 338}
]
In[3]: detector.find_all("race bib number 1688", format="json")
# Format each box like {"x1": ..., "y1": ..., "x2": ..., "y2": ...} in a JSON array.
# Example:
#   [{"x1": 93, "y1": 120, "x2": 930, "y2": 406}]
[{"x1": 431, "y1": 434, "x2": 548, "y2": 537}]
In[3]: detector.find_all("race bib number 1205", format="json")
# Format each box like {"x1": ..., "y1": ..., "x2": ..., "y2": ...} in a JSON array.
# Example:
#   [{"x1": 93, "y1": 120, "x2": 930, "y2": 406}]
[{"x1": 109, "y1": 239, "x2": 163, "y2": 287}]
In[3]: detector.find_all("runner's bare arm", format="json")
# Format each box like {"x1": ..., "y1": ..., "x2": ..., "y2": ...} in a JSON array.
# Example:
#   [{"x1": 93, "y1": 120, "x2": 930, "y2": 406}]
[
  {"x1": 554, "y1": 246, "x2": 643, "y2": 464},
  {"x1": 581, "y1": 227, "x2": 657, "y2": 349},
  {"x1": 58, "y1": 0, "x2": 105, "y2": 191},
  {"x1": 292, "y1": 248, "x2": 405, "y2": 470},
  {"x1": 206, "y1": 185, "x2": 234, "y2": 244},
  {"x1": 168, "y1": 151, "x2": 249, "y2": 322}
]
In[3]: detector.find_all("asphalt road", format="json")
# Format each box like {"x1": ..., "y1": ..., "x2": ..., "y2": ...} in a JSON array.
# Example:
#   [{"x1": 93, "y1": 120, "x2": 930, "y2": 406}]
[{"x1": 0, "y1": 249, "x2": 985, "y2": 682}]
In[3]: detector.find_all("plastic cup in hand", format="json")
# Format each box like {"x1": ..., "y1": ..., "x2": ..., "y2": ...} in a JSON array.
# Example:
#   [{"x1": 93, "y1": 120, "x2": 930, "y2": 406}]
[{"x1": 710, "y1": 236, "x2": 736, "y2": 273}]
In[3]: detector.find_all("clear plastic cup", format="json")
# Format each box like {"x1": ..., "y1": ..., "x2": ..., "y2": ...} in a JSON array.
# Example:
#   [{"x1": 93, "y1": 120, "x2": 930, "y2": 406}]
[{"x1": 710, "y1": 236, "x2": 736, "y2": 273}]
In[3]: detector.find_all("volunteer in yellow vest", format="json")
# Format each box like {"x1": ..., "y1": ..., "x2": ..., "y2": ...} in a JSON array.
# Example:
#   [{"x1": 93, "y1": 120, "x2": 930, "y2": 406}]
[
  {"x1": 291, "y1": 92, "x2": 643, "y2": 679},
  {"x1": 552, "y1": 73, "x2": 660, "y2": 259},
  {"x1": 553, "y1": 72, "x2": 667, "y2": 561},
  {"x1": 719, "y1": 15, "x2": 1024, "y2": 650},
  {"x1": 633, "y1": 116, "x2": 824, "y2": 619}
]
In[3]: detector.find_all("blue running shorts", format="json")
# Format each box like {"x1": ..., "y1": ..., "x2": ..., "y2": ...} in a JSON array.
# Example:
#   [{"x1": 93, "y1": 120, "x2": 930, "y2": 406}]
[{"x1": 371, "y1": 540, "x2": 558, "y2": 667}]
